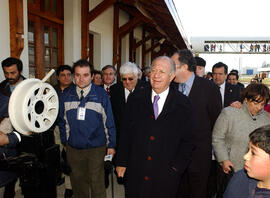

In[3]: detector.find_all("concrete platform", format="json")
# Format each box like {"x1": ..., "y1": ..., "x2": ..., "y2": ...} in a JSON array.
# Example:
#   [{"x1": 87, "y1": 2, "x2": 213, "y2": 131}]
[{"x1": 15, "y1": 173, "x2": 125, "y2": 198}]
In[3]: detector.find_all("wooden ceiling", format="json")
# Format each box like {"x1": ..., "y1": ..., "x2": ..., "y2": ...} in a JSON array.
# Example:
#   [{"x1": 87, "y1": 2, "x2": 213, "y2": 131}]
[
  {"x1": 119, "y1": 0, "x2": 188, "y2": 51},
  {"x1": 81, "y1": 0, "x2": 189, "y2": 69}
]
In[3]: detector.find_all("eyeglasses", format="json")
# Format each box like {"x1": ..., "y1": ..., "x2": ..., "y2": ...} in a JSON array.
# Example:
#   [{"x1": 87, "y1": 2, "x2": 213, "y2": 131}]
[{"x1": 122, "y1": 77, "x2": 134, "y2": 81}]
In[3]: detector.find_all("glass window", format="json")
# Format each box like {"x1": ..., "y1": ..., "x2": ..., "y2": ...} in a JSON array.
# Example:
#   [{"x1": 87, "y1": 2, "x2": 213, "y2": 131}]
[
  {"x1": 28, "y1": 0, "x2": 63, "y2": 80},
  {"x1": 45, "y1": 0, "x2": 50, "y2": 11},
  {"x1": 52, "y1": 0, "x2": 57, "y2": 13},
  {"x1": 29, "y1": 67, "x2": 36, "y2": 78},
  {"x1": 52, "y1": 28, "x2": 57, "y2": 48},
  {"x1": 44, "y1": 26, "x2": 50, "y2": 45},
  {"x1": 44, "y1": 47, "x2": 50, "y2": 67},
  {"x1": 28, "y1": 21, "x2": 34, "y2": 42},
  {"x1": 52, "y1": 49, "x2": 57, "y2": 67},
  {"x1": 29, "y1": 45, "x2": 35, "y2": 66}
]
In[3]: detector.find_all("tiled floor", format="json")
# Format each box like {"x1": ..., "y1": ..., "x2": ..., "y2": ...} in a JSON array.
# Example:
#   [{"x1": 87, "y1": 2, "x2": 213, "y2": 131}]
[{"x1": 15, "y1": 173, "x2": 125, "y2": 198}]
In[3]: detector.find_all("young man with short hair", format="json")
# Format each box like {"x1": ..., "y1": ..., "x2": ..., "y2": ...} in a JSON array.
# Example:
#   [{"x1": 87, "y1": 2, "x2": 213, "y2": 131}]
[{"x1": 58, "y1": 59, "x2": 116, "y2": 198}]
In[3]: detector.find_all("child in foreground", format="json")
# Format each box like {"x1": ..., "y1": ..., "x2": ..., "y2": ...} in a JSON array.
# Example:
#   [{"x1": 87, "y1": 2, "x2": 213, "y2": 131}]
[{"x1": 223, "y1": 124, "x2": 270, "y2": 198}]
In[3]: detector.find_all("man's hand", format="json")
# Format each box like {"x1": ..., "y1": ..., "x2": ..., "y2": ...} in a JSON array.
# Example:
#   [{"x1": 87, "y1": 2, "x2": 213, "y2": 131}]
[
  {"x1": 107, "y1": 148, "x2": 116, "y2": 157},
  {"x1": 230, "y1": 101, "x2": 242, "y2": 109},
  {"x1": 116, "y1": 166, "x2": 126, "y2": 177},
  {"x1": 0, "y1": 131, "x2": 9, "y2": 146},
  {"x1": 222, "y1": 160, "x2": 234, "y2": 174}
]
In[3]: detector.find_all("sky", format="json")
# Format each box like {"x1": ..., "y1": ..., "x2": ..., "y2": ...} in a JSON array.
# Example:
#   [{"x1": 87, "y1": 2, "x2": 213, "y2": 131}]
[
  {"x1": 174, "y1": 0, "x2": 270, "y2": 38},
  {"x1": 173, "y1": 0, "x2": 270, "y2": 74}
]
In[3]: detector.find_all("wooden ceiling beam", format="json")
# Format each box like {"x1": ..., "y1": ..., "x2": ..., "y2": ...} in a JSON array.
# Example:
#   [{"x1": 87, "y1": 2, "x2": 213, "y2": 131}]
[
  {"x1": 88, "y1": 0, "x2": 116, "y2": 23},
  {"x1": 132, "y1": 35, "x2": 151, "y2": 50},
  {"x1": 140, "y1": 1, "x2": 168, "y2": 14},
  {"x1": 144, "y1": 26, "x2": 163, "y2": 38},
  {"x1": 118, "y1": 3, "x2": 152, "y2": 24},
  {"x1": 134, "y1": 1, "x2": 176, "y2": 48},
  {"x1": 81, "y1": 0, "x2": 89, "y2": 59},
  {"x1": 145, "y1": 42, "x2": 160, "y2": 54},
  {"x1": 119, "y1": 0, "x2": 136, "y2": 6},
  {"x1": 9, "y1": 0, "x2": 24, "y2": 58},
  {"x1": 119, "y1": 16, "x2": 143, "y2": 37},
  {"x1": 113, "y1": 3, "x2": 119, "y2": 67},
  {"x1": 118, "y1": 3, "x2": 140, "y2": 17}
]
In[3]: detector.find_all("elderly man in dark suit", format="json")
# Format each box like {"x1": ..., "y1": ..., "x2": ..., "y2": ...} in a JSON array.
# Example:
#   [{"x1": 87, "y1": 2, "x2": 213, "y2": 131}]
[
  {"x1": 102, "y1": 65, "x2": 116, "y2": 96},
  {"x1": 116, "y1": 56, "x2": 195, "y2": 198},
  {"x1": 212, "y1": 62, "x2": 241, "y2": 107},
  {"x1": 110, "y1": 62, "x2": 147, "y2": 144},
  {"x1": 110, "y1": 62, "x2": 147, "y2": 194},
  {"x1": 171, "y1": 49, "x2": 222, "y2": 198}
]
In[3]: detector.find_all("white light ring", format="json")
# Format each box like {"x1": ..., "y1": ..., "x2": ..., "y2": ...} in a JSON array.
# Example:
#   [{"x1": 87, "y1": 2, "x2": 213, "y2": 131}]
[{"x1": 9, "y1": 79, "x2": 59, "y2": 135}]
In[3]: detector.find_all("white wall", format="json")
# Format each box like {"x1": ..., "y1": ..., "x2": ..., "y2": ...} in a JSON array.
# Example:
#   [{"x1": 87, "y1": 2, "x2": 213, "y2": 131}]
[
  {"x1": 89, "y1": 0, "x2": 115, "y2": 70},
  {"x1": 89, "y1": 1, "x2": 144, "y2": 70},
  {"x1": 21, "y1": 0, "x2": 29, "y2": 78},
  {"x1": 134, "y1": 26, "x2": 142, "y2": 67},
  {"x1": 64, "y1": 0, "x2": 81, "y2": 66},
  {"x1": 121, "y1": 35, "x2": 129, "y2": 65},
  {"x1": 0, "y1": 0, "x2": 10, "y2": 81},
  {"x1": 0, "y1": 0, "x2": 29, "y2": 81}
]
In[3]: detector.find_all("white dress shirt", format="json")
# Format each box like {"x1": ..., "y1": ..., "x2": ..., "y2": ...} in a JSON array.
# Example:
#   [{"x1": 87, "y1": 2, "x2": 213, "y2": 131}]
[
  {"x1": 124, "y1": 88, "x2": 134, "y2": 102},
  {"x1": 219, "y1": 81, "x2": 225, "y2": 107},
  {"x1": 151, "y1": 87, "x2": 169, "y2": 116},
  {"x1": 76, "y1": 84, "x2": 92, "y2": 98}
]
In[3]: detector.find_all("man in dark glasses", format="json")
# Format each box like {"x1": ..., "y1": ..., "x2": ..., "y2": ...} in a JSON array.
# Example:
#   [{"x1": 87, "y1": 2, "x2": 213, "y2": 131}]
[{"x1": 110, "y1": 61, "x2": 147, "y2": 145}]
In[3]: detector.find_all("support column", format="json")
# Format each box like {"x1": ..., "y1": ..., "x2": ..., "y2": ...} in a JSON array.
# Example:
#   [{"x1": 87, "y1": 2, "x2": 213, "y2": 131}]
[
  {"x1": 141, "y1": 26, "x2": 146, "y2": 69},
  {"x1": 113, "y1": 3, "x2": 119, "y2": 67},
  {"x1": 81, "y1": 0, "x2": 89, "y2": 59},
  {"x1": 9, "y1": 0, "x2": 24, "y2": 58}
]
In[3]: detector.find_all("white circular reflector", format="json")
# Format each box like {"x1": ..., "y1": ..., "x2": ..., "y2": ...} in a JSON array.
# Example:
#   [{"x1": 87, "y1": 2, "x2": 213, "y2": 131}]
[{"x1": 8, "y1": 78, "x2": 59, "y2": 135}]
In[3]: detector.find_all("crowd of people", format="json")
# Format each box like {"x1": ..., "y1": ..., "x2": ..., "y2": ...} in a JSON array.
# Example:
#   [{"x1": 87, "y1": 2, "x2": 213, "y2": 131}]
[{"x1": 1, "y1": 49, "x2": 270, "y2": 198}]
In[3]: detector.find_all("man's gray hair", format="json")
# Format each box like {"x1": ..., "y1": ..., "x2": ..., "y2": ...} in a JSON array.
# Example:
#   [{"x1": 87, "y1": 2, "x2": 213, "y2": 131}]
[
  {"x1": 151, "y1": 56, "x2": 175, "y2": 75},
  {"x1": 120, "y1": 62, "x2": 139, "y2": 76}
]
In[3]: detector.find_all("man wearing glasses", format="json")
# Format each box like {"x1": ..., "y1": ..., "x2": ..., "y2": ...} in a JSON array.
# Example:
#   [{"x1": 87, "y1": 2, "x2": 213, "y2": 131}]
[
  {"x1": 102, "y1": 65, "x2": 116, "y2": 96},
  {"x1": 110, "y1": 62, "x2": 147, "y2": 145},
  {"x1": 110, "y1": 62, "x2": 147, "y2": 194}
]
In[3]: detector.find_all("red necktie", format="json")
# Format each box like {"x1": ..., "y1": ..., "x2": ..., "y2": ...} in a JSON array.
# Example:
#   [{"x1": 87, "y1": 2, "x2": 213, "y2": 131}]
[{"x1": 106, "y1": 87, "x2": 110, "y2": 96}]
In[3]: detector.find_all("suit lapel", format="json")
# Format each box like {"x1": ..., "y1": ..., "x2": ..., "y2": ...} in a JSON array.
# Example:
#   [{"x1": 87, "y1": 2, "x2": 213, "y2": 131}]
[
  {"x1": 119, "y1": 84, "x2": 126, "y2": 104},
  {"x1": 224, "y1": 83, "x2": 230, "y2": 107},
  {"x1": 188, "y1": 76, "x2": 199, "y2": 100},
  {"x1": 146, "y1": 87, "x2": 154, "y2": 116},
  {"x1": 158, "y1": 87, "x2": 175, "y2": 119}
]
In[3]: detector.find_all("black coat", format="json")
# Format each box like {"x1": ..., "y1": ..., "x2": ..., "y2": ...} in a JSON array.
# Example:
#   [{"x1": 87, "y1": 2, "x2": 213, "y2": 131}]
[
  {"x1": 116, "y1": 86, "x2": 195, "y2": 198},
  {"x1": 173, "y1": 76, "x2": 222, "y2": 197},
  {"x1": 172, "y1": 76, "x2": 222, "y2": 147},
  {"x1": 110, "y1": 80, "x2": 148, "y2": 145},
  {"x1": 224, "y1": 82, "x2": 241, "y2": 108},
  {"x1": 0, "y1": 75, "x2": 25, "y2": 97}
]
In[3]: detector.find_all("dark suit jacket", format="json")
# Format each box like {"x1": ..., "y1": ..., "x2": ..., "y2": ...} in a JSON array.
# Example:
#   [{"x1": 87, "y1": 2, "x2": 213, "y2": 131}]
[
  {"x1": 0, "y1": 75, "x2": 25, "y2": 97},
  {"x1": 116, "y1": 86, "x2": 195, "y2": 198},
  {"x1": 110, "y1": 80, "x2": 148, "y2": 145},
  {"x1": 172, "y1": 76, "x2": 222, "y2": 170},
  {"x1": 173, "y1": 76, "x2": 222, "y2": 198},
  {"x1": 237, "y1": 82, "x2": 245, "y2": 91},
  {"x1": 224, "y1": 82, "x2": 241, "y2": 108}
]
